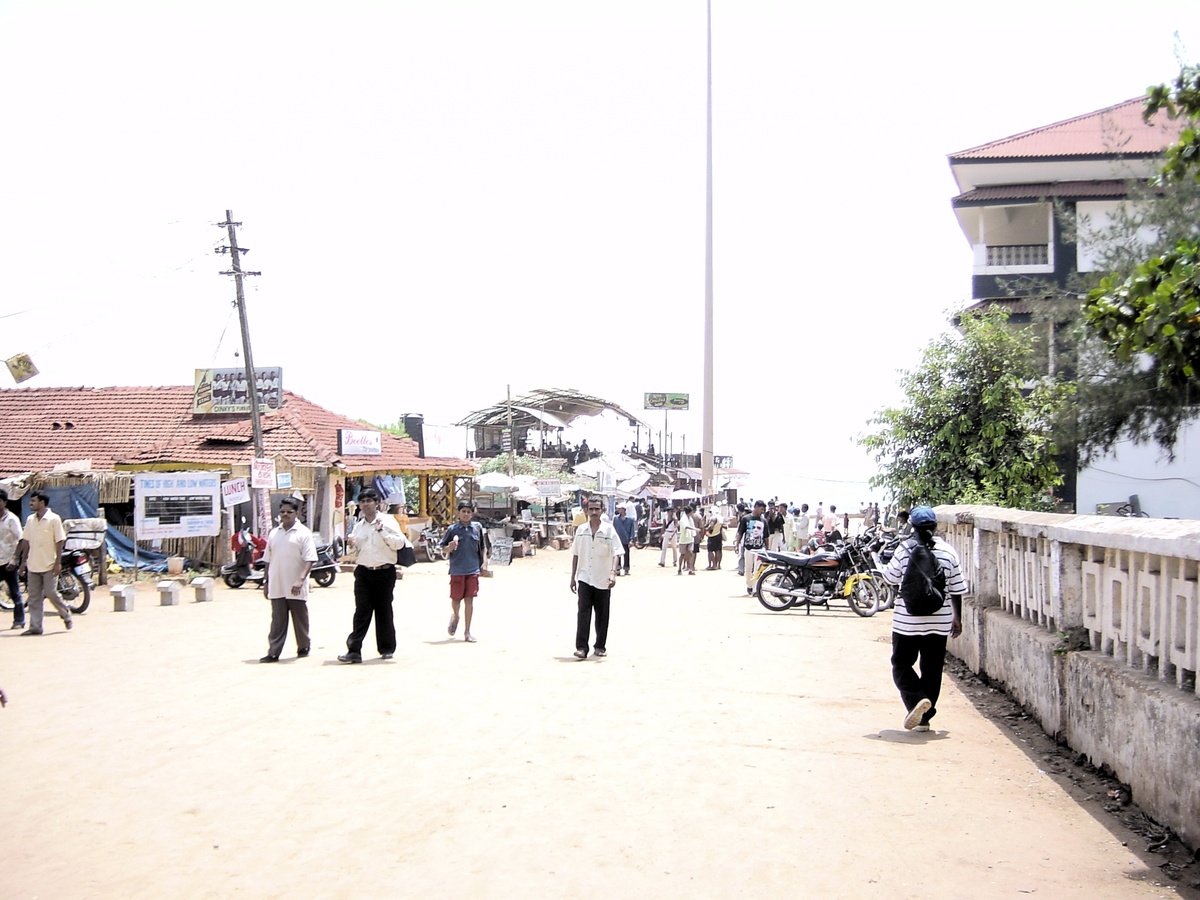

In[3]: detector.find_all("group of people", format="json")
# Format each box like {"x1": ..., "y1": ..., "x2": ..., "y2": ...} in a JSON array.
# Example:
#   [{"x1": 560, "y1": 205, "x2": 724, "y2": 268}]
[
  {"x1": 653, "y1": 505, "x2": 726, "y2": 574},
  {"x1": 259, "y1": 489, "x2": 489, "y2": 663},
  {"x1": 0, "y1": 488, "x2": 76, "y2": 635}
]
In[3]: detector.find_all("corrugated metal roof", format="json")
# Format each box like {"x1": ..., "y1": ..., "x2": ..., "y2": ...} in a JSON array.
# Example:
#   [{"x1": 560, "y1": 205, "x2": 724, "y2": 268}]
[
  {"x1": 950, "y1": 98, "x2": 1181, "y2": 160},
  {"x1": 0, "y1": 386, "x2": 472, "y2": 477}
]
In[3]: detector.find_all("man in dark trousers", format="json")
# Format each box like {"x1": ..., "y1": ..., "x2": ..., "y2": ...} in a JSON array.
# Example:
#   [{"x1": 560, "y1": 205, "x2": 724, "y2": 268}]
[
  {"x1": 339, "y1": 488, "x2": 404, "y2": 663},
  {"x1": 883, "y1": 506, "x2": 968, "y2": 731},
  {"x1": 259, "y1": 497, "x2": 318, "y2": 662},
  {"x1": 570, "y1": 496, "x2": 622, "y2": 659},
  {"x1": 613, "y1": 502, "x2": 636, "y2": 575}
]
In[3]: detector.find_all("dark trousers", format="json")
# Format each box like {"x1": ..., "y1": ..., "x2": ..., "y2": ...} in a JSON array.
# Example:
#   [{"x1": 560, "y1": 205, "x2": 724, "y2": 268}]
[
  {"x1": 267, "y1": 597, "x2": 310, "y2": 657},
  {"x1": 1, "y1": 563, "x2": 24, "y2": 627},
  {"x1": 575, "y1": 580, "x2": 611, "y2": 654},
  {"x1": 891, "y1": 632, "x2": 948, "y2": 724},
  {"x1": 347, "y1": 565, "x2": 397, "y2": 656},
  {"x1": 621, "y1": 542, "x2": 631, "y2": 573}
]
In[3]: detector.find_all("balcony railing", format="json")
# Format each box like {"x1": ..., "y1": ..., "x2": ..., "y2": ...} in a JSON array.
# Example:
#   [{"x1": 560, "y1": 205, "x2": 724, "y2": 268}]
[{"x1": 986, "y1": 244, "x2": 1049, "y2": 267}]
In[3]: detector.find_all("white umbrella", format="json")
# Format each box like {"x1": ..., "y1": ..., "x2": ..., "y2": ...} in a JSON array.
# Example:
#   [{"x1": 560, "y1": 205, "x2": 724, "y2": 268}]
[
  {"x1": 475, "y1": 472, "x2": 521, "y2": 492},
  {"x1": 667, "y1": 489, "x2": 703, "y2": 500}
]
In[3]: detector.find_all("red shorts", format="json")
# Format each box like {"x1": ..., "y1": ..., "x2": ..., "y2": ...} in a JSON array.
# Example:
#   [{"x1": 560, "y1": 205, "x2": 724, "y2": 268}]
[{"x1": 450, "y1": 574, "x2": 480, "y2": 601}]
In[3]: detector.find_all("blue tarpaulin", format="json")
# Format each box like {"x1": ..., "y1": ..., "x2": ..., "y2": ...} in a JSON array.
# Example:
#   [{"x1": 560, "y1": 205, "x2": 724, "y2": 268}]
[{"x1": 43, "y1": 482, "x2": 173, "y2": 572}]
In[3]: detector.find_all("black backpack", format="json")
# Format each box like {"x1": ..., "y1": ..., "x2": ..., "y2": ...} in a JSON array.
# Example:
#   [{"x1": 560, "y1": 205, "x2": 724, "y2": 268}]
[{"x1": 900, "y1": 537, "x2": 946, "y2": 616}]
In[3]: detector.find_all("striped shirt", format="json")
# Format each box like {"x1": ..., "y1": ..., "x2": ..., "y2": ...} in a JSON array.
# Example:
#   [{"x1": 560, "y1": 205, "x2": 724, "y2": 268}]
[{"x1": 883, "y1": 535, "x2": 967, "y2": 636}]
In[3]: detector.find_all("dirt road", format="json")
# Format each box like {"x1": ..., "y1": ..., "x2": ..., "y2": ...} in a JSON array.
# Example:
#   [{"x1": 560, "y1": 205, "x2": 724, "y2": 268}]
[{"x1": 0, "y1": 547, "x2": 1186, "y2": 898}]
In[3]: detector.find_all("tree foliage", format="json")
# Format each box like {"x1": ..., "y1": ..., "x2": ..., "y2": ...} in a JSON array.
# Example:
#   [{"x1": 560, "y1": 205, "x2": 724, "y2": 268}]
[
  {"x1": 1080, "y1": 66, "x2": 1200, "y2": 454},
  {"x1": 860, "y1": 309, "x2": 1072, "y2": 510}
]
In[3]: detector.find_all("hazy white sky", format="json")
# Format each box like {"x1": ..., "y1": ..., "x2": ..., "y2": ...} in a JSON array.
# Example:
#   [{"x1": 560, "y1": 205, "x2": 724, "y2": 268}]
[{"x1": 1, "y1": 0, "x2": 1197, "y2": 501}]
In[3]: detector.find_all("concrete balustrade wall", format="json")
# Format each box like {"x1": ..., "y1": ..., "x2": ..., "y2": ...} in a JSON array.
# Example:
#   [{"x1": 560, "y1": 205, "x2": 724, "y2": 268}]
[{"x1": 935, "y1": 505, "x2": 1200, "y2": 844}]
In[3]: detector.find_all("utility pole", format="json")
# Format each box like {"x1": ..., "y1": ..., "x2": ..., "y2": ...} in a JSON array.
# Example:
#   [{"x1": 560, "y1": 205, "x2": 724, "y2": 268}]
[
  {"x1": 217, "y1": 210, "x2": 265, "y2": 529},
  {"x1": 701, "y1": 0, "x2": 716, "y2": 501}
]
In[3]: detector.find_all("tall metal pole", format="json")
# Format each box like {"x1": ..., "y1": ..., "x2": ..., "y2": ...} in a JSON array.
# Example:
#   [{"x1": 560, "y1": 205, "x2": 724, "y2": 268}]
[
  {"x1": 219, "y1": 210, "x2": 265, "y2": 530},
  {"x1": 701, "y1": 0, "x2": 716, "y2": 500}
]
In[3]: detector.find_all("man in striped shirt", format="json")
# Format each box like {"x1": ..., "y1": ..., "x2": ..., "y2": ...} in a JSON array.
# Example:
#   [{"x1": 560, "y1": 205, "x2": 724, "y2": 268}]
[{"x1": 882, "y1": 506, "x2": 967, "y2": 732}]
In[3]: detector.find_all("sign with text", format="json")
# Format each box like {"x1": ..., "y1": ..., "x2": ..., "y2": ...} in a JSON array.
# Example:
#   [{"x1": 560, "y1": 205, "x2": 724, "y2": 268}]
[
  {"x1": 134, "y1": 472, "x2": 221, "y2": 539},
  {"x1": 276, "y1": 472, "x2": 293, "y2": 490},
  {"x1": 534, "y1": 479, "x2": 561, "y2": 496},
  {"x1": 222, "y1": 477, "x2": 250, "y2": 509},
  {"x1": 338, "y1": 428, "x2": 382, "y2": 455},
  {"x1": 489, "y1": 536, "x2": 514, "y2": 566},
  {"x1": 250, "y1": 458, "x2": 276, "y2": 489},
  {"x1": 193, "y1": 367, "x2": 283, "y2": 414},
  {"x1": 644, "y1": 392, "x2": 689, "y2": 410}
]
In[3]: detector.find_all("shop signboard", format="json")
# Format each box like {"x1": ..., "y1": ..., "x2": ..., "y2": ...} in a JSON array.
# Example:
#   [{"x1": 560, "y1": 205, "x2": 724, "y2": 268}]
[
  {"x1": 534, "y1": 479, "x2": 561, "y2": 496},
  {"x1": 338, "y1": 429, "x2": 382, "y2": 455},
  {"x1": 134, "y1": 472, "x2": 221, "y2": 539},
  {"x1": 193, "y1": 367, "x2": 283, "y2": 414},
  {"x1": 251, "y1": 457, "x2": 276, "y2": 489},
  {"x1": 644, "y1": 392, "x2": 689, "y2": 410},
  {"x1": 222, "y1": 477, "x2": 250, "y2": 508}
]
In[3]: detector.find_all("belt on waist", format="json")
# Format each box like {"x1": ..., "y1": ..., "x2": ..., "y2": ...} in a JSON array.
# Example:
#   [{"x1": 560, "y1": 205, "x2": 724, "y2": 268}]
[{"x1": 357, "y1": 563, "x2": 395, "y2": 570}]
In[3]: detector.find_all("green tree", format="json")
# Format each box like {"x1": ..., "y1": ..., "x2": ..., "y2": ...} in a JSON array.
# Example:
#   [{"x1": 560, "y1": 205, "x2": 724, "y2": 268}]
[
  {"x1": 1081, "y1": 66, "x2": 1200, "y2": 454},
  {"x1": 860, "y1": 309, "x2": 1072, "y2": 510}
]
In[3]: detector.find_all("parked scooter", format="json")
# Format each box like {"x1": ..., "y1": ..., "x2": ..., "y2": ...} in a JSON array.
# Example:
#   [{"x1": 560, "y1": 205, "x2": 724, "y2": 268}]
[
  {"x1": 310, "y1": 540, "x2": 339, "y2": 587},
  {"x1": 222, "y1": 526, "x2": 341, "y2": 589}
]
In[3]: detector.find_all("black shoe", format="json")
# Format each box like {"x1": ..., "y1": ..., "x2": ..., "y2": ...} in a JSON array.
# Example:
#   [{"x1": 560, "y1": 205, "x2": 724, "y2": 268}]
[
  {"x1": 337, "y1": 653, "x2": 362, "y2": 664},
  {"x1": 296, "y1": 647, "x2": 310, "y2": 657},
  {"x1": 20, "y1": 629, "x2": 42, "y2": 636},
  {"x1": 259, "y1": 655, "x2": 279, "y2": 663},
  {"x1": 64, "y1": 617, "x2": 73, "y2": 630},
  {"x1": 595, "y1": 648, "x2": 607, "y2": 657},
  {"x1": 381, "y1": 653, "x2": 394, "y2": 659},
  {"x1": 573, "y1": 649, "x2": 587, "y2": 659}
]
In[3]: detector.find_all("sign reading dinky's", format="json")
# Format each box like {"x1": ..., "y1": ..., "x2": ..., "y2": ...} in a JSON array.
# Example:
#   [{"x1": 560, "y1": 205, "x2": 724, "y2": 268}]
[{"x1": 193, "y1": 367, "x2": 283, "y2": 414}]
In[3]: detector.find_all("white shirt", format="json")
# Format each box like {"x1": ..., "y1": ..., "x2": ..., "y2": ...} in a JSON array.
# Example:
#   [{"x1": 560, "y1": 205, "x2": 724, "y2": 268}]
[
  {"x1": 0, "y1": 509, "x2": 22, "y2": 567},
  {"x1": 352, "y1": 514, "x2": 404, "y2": 568},
  {"x1": 572, "y1": 520, "x2": 623, "y2": 588},
  {"x1": 263, "y1": 520, "x2": 318, "y2": 600}
]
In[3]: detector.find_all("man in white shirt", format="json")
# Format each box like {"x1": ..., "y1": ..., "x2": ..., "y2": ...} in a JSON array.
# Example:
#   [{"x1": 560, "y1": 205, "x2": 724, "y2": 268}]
[
  {"x1": 570, "y1": 496, "x2": 622, "y2": 659},
  {"x1": 339, "y1": 488, "x2": 404, "y2": 663},
  {"x1": 18, "y1": 490, "x2": 72, "y2": 634},
  {"x1": 0, "y1": 489, "x2": 25, "y2": 630},
  {"x1": 260, "y1": 497, "x2": 318, "y2": 662}
]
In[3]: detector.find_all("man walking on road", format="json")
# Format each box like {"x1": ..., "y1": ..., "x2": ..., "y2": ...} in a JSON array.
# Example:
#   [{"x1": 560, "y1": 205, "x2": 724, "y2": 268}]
[
  {"x1": 441, "y1": 501, "x2": 488, "y2": 642},
  {"x1": 339, "y1": 488, "x2": 404, "y2": 663},
  {"x1": 570, "y1": 496, "x2": 622, "y2": 659},
  {"x1": 883, "y1": 505, "x2": 967, "y2": 731},
  {"x1": 18, "y1": 490, "x2": 72, "y2": 635},
  {"x1": 260, "y1": 497, "x2": 318, "y2": 662},
  {"x1": 736, "y1": 500, "x2": 768, "y2": 595},
  {"x1": 613, "y1": 503, "x2": 636, "y2": 576},
  {"x1": 0, "y1": 489, "x2": 26, "y2": 630}
]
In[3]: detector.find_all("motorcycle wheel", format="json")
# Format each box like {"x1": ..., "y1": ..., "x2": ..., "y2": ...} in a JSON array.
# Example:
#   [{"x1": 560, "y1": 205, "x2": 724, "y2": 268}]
[
  {"x1": 755, "y1": 567, "x2": 798, "y2": 611},
  {"x1": 59, "y1": 570, "x2": 91, "y2": 614},
  {"x1": 312, "y1": 568, "x2": 336, "y2": 588},
  {"x1": 223, "y1": 571, "x2": 246, "y2": 589},
  {"x1": 845, "y1": 575, "x2": 881, "y2": 617}
]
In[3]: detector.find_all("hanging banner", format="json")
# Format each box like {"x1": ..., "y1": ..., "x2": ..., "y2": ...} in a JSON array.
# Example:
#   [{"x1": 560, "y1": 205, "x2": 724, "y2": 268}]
[
  {"x1": 134, "y1": 472, "x2": 221, "y2": 539},
  {"x1": 251, "y1": 458, "x2": 276, "y2": 489},
  {"x1": 193, "y1": 367, "x2": 283, "y2": 414},
  {"x1": 222, "y1": 477, "x2": 251, "y2": 508},
  {"x1": 5, "y1": 353, "x2": 38, "y2": 384}
]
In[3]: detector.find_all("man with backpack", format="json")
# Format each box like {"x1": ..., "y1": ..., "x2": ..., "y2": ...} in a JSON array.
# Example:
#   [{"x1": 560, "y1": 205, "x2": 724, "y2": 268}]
[{"x1": 882, "y1": 506, "x2": 967, "y2": 732}]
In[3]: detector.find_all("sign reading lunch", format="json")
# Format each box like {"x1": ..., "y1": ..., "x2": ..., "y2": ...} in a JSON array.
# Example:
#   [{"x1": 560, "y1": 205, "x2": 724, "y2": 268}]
[
  {"x1": 338, "y1": 428, "x2": 382, "y2": 455},
  {"x1": 644, "y1": 392, "x2": 689, "y2": 410},
  {"x1": 134, "y1": 472, "x2": 221, "y2": 539}
]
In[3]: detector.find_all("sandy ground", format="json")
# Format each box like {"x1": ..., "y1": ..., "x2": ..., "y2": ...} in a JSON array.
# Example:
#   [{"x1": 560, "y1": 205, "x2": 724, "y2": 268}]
[{"x1": 0, "y1": 545, "x2": 1190, "y2": 899}]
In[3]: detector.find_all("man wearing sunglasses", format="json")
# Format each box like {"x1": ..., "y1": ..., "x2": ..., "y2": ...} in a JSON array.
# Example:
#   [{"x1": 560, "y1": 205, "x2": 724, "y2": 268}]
[{"x1": 569, "y1": 497, "x2": 622, "y2": 659}]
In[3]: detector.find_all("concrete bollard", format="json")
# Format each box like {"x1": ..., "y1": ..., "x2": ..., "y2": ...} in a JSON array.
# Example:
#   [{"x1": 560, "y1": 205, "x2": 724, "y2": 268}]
[
  {"x1": 191, "y1": 576, "x2": 214, "y2": 602},
  {"x1": 112, "y1": 584, "x2": 136, "y2": 612},
  {"x1": 157, "y1": 581, "x2": 182, "y2": 606}
]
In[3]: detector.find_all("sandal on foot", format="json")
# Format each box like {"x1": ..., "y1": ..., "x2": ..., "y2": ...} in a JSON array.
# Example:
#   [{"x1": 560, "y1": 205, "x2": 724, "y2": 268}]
[{"x1": 448, "y1": 615, "x2": 459, "y2": 636}]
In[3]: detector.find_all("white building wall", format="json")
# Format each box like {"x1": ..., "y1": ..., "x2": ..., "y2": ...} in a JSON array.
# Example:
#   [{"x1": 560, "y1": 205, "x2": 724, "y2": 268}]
[
  {"x1": 1076, "y1": 199, "x2": 1160, "y2": 272},
  {"x1": 1076, "y1": 417, "x2": 1200, "y2": 518}
]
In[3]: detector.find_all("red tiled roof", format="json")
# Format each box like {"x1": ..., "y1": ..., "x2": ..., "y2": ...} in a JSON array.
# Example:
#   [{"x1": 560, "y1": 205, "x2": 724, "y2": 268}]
[
  {"x1": 952, "y1": 179, "x2": 1137, "y2": 204},
  {"x1": 0, "y1": 386, "x2": 472, "y2": 477},
  {"x1": 951, "y1": 98, "x2": 1181, "y2": 160}
]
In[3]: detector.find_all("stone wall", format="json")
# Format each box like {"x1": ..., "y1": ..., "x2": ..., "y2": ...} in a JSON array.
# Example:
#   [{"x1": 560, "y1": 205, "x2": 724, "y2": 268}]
[{"x1": 936, "y1": 505, "x2": 1200, "y2": 844}]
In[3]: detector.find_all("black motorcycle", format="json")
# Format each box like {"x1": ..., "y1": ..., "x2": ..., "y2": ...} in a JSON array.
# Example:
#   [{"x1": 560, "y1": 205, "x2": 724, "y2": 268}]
[
  {"x1": 221, "y1": 528, "x2": 339, "y2": 589},
  {"x1": 0, "y1": 547, "x2": 94, "y2": 615},
  {"x1": 753, "y1": 532, "x2": 881, "y2": 616}
]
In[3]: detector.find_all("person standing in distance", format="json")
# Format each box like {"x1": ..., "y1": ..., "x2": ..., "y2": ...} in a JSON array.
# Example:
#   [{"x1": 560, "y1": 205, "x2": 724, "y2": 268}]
[
  {"x1": 570, "y1": 496, "x2": 622, "y2": 659},
  {"x1": 17, "y1": 490, "x2": 72, "y2": 634},
  {"x1": 613, "y1": 503, "x2": 636, "y2": 576},
  {"x1": 441, "y1": 501, "x2": 488, "y2": 643},
  {"x1": 339, "y1": 488, "x2": 404, "y2": 663},
  {"x1": 259, "y1": 497, "x2": 318, "y2": 663},
  {"x1": 883, "y1": 506, "x2": 967, "y2": 731},
  {"x1": 0, "y1": 489, "x2": 26, "y2": 630}
]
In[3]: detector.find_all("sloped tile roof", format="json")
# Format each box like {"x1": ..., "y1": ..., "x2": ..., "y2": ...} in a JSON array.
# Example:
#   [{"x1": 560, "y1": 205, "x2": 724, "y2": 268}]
[
  {"x1": 951, "y1": 98, "x2": 1181, "y2": 160},
  {"x1": 952, "y1": 179, "x2": 1135, "y2": 205},
  {"x1": 0, "y1": 386, "x2": 472, "y2": 477}
]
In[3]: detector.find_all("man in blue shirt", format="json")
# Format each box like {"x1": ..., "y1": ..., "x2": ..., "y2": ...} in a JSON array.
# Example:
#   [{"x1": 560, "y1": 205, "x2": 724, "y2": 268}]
[
  {"x1": 441, "y1": 501, "x2": 488, "y2": 643},
  {"x1": 613, "y1": 502, "x2": 637, "y2": 576}
]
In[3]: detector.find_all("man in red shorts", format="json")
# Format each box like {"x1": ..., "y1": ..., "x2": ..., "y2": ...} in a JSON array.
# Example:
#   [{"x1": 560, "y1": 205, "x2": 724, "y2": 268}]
[{"x1": 441, "y1": 501, "x2": 488, "y2": 643}]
